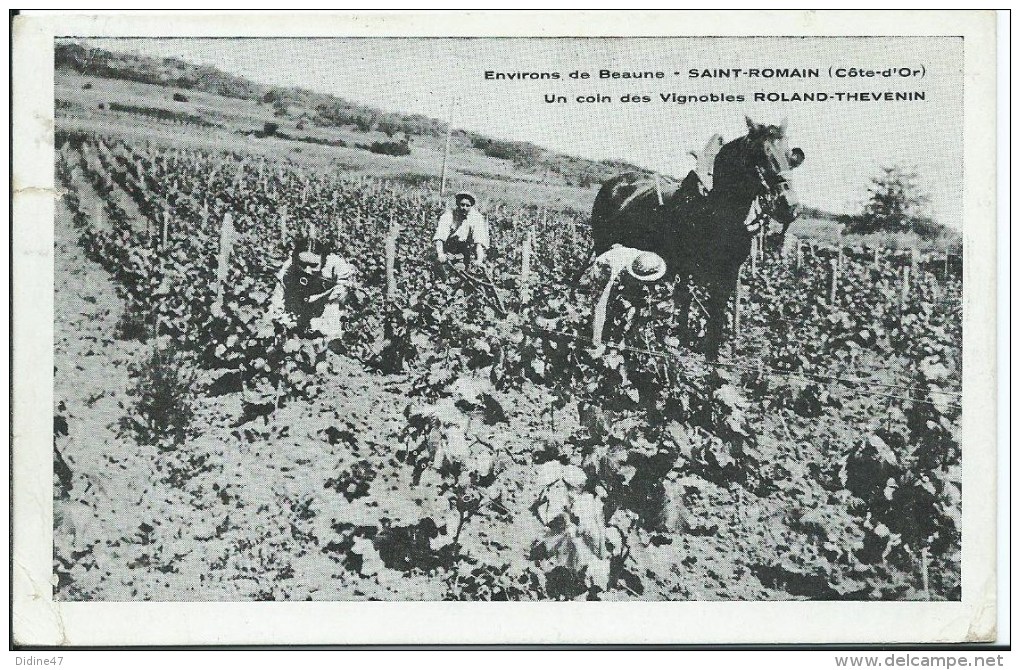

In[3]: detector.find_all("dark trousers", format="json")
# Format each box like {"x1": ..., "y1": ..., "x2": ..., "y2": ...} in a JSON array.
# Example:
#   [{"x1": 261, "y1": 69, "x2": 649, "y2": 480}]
[
  {"x1": 444, "y1": 237, "x2": 475, "y2": 265},
  {"x1": 434, "y1": 237, "x2": 473, "y2": 281},
  {"x1": 435, "y1": 238, "x2": 499, "y2": 281}
]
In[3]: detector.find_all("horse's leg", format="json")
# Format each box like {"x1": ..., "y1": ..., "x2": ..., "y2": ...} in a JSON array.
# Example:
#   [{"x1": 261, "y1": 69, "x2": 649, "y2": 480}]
[{"x1": 703, "y1": 271, "x2": 738, "y2": 361}]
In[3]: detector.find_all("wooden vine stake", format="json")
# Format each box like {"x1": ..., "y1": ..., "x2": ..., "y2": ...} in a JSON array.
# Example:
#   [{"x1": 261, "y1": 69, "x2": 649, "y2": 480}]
[
  {"x1": 439, "y1": 96, "x2": 457, "y2": 198},
  {"x1": 749, "y1": 236, "x2": 758, "y2": 275},
  {"x1": 279, "y1": 205, "x2": 289, "y2": 242},
  {"x1": 385, "y1": 218, "x2": 399, "y2": 300},
  {"x1": 214, "y1": 211, "x2": 237, "y2": 315},
  {"x1": 94, "y1": 198, "x2": 105, "y2": 234},
  {"x1": 520, "y1": 226, "x2": 534, "y2": 305},
  {"x1": 900, "y1": 263, "x2": 911, "y2": 308},
  {"x1": 795, "y1": 240, "x2": 803, "y2": 270},
  {"x1": 161, "y1": 208, "x2": 171, "y2": 248},
  {"x1": 733, "y1": 271, "x2": 742, "y2": 338},
  {"x1": 829, "y1": 258, "x2": 840, "y2": 305},
  {"x1": 921, "y1": 546, "x2": 930, "y2": 599}
]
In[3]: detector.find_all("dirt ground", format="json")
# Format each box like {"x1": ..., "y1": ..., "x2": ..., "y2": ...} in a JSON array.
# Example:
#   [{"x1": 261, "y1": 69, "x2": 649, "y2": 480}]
[{"x1": 54, "y1": 188, "x2": 811, "y2": 601}]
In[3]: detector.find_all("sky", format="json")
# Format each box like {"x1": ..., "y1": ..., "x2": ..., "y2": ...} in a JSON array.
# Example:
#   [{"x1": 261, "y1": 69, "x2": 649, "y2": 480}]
[{"x1": 91, "y1": 37, "x2": 964, "y2": 227}]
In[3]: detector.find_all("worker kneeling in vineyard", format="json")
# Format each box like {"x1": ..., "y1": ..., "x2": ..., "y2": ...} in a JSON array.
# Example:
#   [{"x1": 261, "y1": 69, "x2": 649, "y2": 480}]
[
  {"x1": 433, "y1": 191, "x2": 490, "y2": 271},
  {"x1": 268, "y1": 239, "x2": 358, "y2": 339},
  {"x1": 586, "y1": 245, "x2": 667, "y2": 355}
]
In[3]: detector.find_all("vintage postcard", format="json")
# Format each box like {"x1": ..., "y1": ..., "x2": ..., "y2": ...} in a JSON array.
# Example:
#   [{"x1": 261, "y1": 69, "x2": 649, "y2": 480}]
[{"x1": 12, "y1": 10, "x2": 999, "y2": 646}]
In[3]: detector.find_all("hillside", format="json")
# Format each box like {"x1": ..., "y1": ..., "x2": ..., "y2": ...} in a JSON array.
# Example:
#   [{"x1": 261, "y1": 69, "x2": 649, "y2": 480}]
[
  {"x1": 54, "y1": 40, "x2": 961, "y2": 250},
  {"x1": 55, "y1": 40, "x2": 650, "y2": 189}
]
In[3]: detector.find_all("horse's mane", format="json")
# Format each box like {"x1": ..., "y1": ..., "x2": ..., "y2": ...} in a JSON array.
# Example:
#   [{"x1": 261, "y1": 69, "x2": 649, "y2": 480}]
[
  {"x1": 710, "y1": 136, "x2": 750, "y2": 195},
  {"x1": 748, "y1": 123, "x2": 786, "y2": 142},
  {"x1": 710, "y1": 123, "x2": 784, "y2": 196}
]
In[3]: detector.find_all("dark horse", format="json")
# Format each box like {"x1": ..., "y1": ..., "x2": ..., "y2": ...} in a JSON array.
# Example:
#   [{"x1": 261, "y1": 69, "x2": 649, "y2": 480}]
[{"x1": 589, "y1": 116, "x2": 805, "y2": 359}]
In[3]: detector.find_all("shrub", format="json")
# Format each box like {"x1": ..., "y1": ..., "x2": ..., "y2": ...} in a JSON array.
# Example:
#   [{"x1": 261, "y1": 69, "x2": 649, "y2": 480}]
[
  {"x1": 107, "y1": 101, "x2": 213, "y2": 127},
  {"x1": 846, "y1": 165, "x2": 944, "y2": 237},
  {"x1": 365, "y1": 140, "x2": 411, "y2": 156},
  {"x1": 470, "y1": 135, "x2": 542, "y2": 165},
  {"x1": 172, "y1": 92, "x2": 189, "y2": 102},
  {"x1": 263, "y1": 122, "x2": 279, "y2": 136},
  {"x1": 293, "y1": 134, "x2": 347, "y2": 148},
  {"x1": 121, "y1": 344, "x2": 199, "y2": 449}
]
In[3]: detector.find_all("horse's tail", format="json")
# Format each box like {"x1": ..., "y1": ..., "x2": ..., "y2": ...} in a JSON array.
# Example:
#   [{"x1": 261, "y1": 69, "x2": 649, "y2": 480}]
[
  {"x1": 590, "y1": 172, "x2": 648, "y2": 255},
  {"x1": 576, "y1": 177, "x2": 624, "y2": 291},
  {"x1": 589, "y1": 176, "x2": 619, "y2": 255}
]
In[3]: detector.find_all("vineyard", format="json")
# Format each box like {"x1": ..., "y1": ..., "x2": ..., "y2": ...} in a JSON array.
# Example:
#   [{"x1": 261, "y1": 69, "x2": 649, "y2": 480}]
[{"x1": 53, "y1": 128, "x2": 962, "y2": 601}]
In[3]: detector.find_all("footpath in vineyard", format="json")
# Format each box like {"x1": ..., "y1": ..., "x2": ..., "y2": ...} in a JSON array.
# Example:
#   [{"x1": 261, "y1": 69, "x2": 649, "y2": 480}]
[{"x1": 53, "y1": 132, "x2": 961, "y2": 601}]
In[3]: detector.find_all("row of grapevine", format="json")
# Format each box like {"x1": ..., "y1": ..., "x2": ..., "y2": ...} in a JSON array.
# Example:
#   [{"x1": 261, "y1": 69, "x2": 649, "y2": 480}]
[{"x1": 54, "y1": 128, "x2": 962, "y2": 600}]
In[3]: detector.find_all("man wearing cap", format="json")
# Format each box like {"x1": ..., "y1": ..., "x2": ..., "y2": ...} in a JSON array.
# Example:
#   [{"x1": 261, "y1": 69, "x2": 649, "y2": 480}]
[
  {"x1": 433, "y1": 191, "x2": 490, "y2": 270},
  {"x1": 588, "y1": 244, "x2": 667, "y2": 353}
]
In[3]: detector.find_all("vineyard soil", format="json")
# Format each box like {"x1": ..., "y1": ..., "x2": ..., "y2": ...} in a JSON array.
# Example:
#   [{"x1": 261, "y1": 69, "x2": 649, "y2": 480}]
[{"x1": 53, "y1": 199, "x2": 789, "y2": 600}]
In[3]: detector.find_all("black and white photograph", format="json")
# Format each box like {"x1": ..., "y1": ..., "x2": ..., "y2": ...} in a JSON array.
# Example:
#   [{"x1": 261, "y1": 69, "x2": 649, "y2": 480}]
[{"x1": 12, "y1": 10, "x2": 1000, "y2": 647}]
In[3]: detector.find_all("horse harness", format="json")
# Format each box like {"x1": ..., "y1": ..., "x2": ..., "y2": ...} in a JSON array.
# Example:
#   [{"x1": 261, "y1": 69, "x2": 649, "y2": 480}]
[
  {"x1": 732, "y1": 132, "x2": 794, "y2": 235},
  {"x1": 744, "y1": 165, "x2": 793, "y2": 236}
]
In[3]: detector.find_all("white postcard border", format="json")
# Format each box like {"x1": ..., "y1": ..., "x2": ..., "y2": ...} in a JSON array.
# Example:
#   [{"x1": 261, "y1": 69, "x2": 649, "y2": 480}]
[{"x1": 12, "y1": 10, "x2": 999, "y2": 646}]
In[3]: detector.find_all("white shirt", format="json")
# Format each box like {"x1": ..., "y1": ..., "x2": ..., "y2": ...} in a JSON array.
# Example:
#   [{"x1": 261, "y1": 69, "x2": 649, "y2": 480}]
[
  {"x1": 588, "y1": 245, "x2": 665, "y2": 348},
  {"x1": 433, "y1": 209, "x2": 490, "y2": 249},
  {"x1": 322, "y1": 253, "x2": 356, "y2": 281}
]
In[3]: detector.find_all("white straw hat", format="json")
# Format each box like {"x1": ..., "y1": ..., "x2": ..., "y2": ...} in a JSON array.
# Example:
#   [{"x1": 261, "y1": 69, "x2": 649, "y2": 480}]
[{"x1": 628, "y1": 252, "x2": 666, "y2": 282}]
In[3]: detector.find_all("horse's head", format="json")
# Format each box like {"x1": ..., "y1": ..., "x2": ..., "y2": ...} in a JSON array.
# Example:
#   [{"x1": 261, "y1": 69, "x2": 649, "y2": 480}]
[{"x1": 743, "y1": 116, "x2": 805, "y2": 226}]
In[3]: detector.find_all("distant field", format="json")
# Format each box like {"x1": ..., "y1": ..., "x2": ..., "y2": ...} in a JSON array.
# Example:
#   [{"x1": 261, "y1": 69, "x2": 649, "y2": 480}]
[
  {"x1": 787, "y1": 216, "x2": 960, "y2": 252},
  {"x1": 55, "y1": 69, "x2": 957, "y2": 250},
  {"x1": 56, "y1": 70, "x2": 602, "y2": 213}
]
